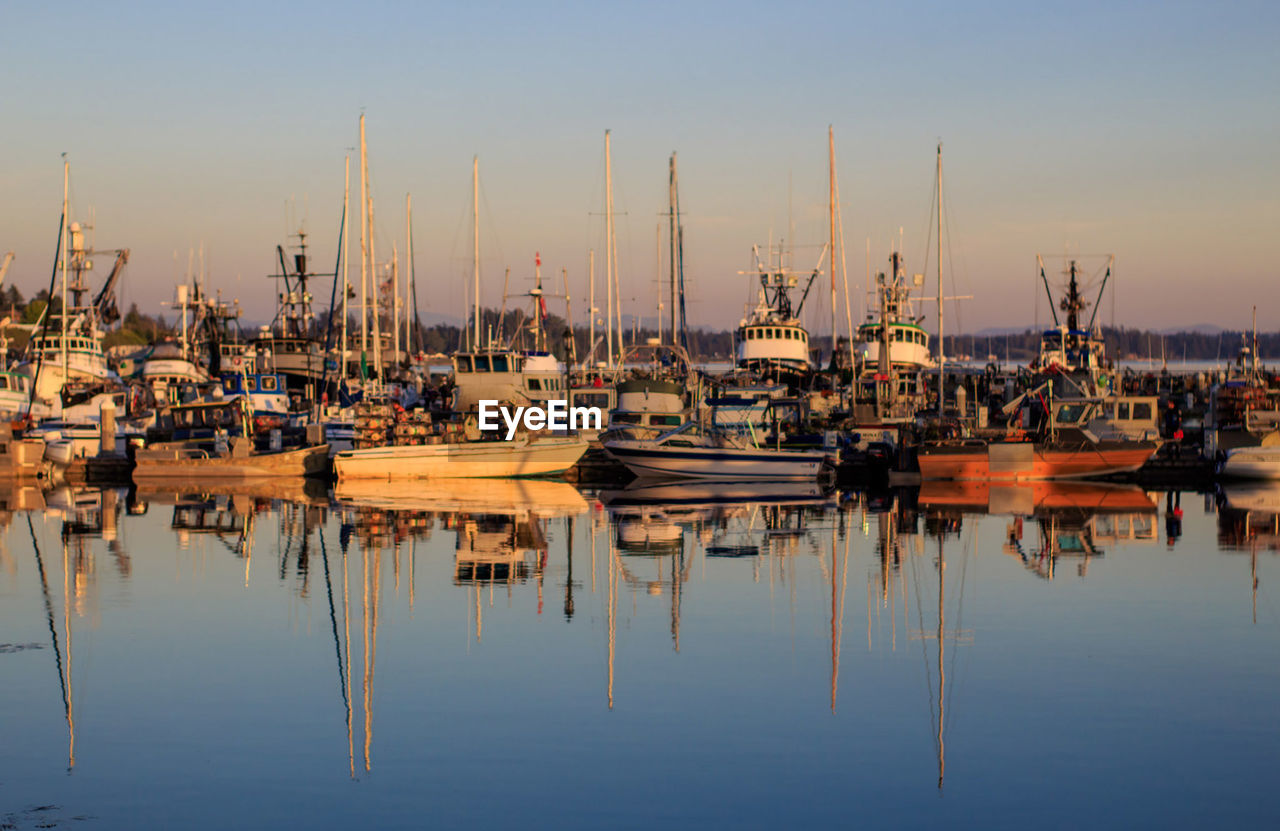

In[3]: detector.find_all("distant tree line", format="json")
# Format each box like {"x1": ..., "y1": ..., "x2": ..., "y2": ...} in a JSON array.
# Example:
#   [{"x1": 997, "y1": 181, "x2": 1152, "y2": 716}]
[{"x1": 944, "y1": 326, "x2": 1280, "y2": 364}]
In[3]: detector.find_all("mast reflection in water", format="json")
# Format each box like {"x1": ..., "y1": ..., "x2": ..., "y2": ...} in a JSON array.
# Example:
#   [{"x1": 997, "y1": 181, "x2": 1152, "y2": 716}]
[{"x1": 1, "y1": 479, "x2": 1278, "y2": 827}]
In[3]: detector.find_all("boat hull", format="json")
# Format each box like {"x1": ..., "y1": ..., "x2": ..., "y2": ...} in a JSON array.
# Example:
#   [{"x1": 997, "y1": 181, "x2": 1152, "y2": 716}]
[
  {"x1": 133, "y1": 444, "x2": 330, "y2": 479},
  {"x1": 603, "y1": 441, "x2": 827, "y2": 481},
  {"x1": 918, "y1": 439, "x2": 1158, "y2": 481},
  {"x1": 1219, "y1": 447, "x2": 1280, "y2": 480},
  {"x1": 333, "y1": 436, "x2": 588, "y2": 480}
]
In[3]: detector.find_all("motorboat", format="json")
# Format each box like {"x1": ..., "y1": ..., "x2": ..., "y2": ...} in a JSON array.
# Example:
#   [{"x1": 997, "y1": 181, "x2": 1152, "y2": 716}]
[
  {"x1": 333, "y1": 432, "x2": 588, "y2": 480},
  {"x1": 603, "y1": 421, "x2": 829, "y2": 481}
]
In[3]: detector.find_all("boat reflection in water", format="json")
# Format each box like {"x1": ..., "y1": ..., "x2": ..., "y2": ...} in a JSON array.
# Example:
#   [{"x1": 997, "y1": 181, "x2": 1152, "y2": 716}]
[
  {"x1": 1216, "y1": 482, "x2": 1280, "y2": 624},
  {"x1": 920, "y1": 480, "x2": 1158, "y2": 580},
  {"x1": 17, "y1": 486, "x2": 131, "y2": 771}
]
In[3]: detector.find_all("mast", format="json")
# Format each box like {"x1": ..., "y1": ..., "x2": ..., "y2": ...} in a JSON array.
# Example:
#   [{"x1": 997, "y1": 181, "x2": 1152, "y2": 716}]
[
  {"x1": 60, "y1": 159, "x2": 69, "y2": 386},
  {"x1": 588, "y1": 249, "x2": 596, "y2": 370},
  {"x1": 562, "y1": 267, "x2": 575, "y2": 366},
  {"x1": 341, "y1": 154, "x2": 350, "y2": 381},
  {"x1": 369, "y1": 195, "x2": 382, "y2": 385},
  {"x1": 935, "y1": 143, "x2": 944, "y2": 418},
  {"x1": 391, "y1": 243, "x2": 400, "y2": 365},
  {"x1": 359, "y1": 115, "x2": 369, "y2": 365},
  {"x1": 829, "y1": 126, "x2": 838, "y2": 360},
  {"x1": 668, "y1": 153, "x2": 678, "y2": 344},
  {"x1": 472, "y1": 156, "x2": 481, "y2": 349},
  {"x1": 405, "y1": 193, "x2": 414, "y2": 358},
  {"x1": 604, "y1": 131, "x2": 614, "y2": 369},
  {"x1": 655, "y1": 223, "x2": 662, "y2": 346}
]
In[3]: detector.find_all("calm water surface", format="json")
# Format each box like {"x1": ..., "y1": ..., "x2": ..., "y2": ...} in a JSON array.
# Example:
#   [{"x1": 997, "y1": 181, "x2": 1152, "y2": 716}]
[{"x1": 1, "y1": 478, "x2": 1277, "y2": 829}]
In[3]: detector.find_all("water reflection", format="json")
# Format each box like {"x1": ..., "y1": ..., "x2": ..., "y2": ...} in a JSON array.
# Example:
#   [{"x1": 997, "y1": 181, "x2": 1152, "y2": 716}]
[
  {"x1": 3, "y1": 477, "x2": 1278, "y2": 825},
  {"x1": 920, "y1": 481, "x2": 1158, "y2": 580}
]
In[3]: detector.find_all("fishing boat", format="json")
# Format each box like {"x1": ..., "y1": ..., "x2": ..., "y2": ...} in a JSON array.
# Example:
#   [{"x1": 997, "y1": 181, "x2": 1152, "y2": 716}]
[
  {"x1": 133, "y1": 398, "x2": 329, "y2": 479},
  {"x1": 133, "y1": 441, "x2": 329, "y2": 479},
  {"x1": 603, "y1": 421, "x2": 829, "y2": 481},
  {"x1": 1029, "y1": 255, "x2": 1115, "y2": 393},
  {"x1": 450, "y1": 349, "x2": 564, "y2": 412},
  {"x1": 733, "y1": 243, "x2": 819, "y2": 382},
  {"x1": 852, "y1": 251, "x2": 935, "y2": 420},
  {"x1": 918, "y1": 393, "x2": 1160, "y2": 480},
  {"x1": 333, "y1": 432, "x2": 588, "y2": 480},
  {"x1": 14, "y1": 163, "x2": 129, "y2": 406}
]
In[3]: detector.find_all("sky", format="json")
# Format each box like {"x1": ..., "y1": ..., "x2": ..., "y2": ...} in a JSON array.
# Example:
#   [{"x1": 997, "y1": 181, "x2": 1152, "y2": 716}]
[{"x1": 2, "y1": 0, "x2": 1277, "y2": 337}]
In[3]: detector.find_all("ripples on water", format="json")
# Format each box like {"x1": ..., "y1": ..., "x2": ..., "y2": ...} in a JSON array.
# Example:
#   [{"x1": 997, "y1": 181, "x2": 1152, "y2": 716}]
[{"x1": 1, "y1": 479, "x2": 1278, "y2": 829}]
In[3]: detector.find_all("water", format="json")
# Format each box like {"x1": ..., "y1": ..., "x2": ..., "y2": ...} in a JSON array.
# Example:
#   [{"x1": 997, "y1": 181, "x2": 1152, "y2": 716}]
[{"x1": 1, "y1": 480, "x2": 1278, "y2": 829}]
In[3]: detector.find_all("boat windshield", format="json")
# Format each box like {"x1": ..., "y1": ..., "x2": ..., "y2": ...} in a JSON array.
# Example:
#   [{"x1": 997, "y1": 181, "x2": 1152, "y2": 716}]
[{"x1": 1054, "y1": 402, "x2": 1092, "y2": 425}]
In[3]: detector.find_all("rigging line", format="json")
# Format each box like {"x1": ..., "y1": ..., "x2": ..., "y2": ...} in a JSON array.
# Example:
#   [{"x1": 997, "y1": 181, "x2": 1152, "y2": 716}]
[{"x1": 27, "y1": 514, "x2": 70, "y2": 732}]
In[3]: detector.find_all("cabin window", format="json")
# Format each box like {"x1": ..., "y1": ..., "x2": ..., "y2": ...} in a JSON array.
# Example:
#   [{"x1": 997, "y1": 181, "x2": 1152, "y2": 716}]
[
  {"x1": 615, "y1": 413, "x2": 643, "y2": 424},
  {"x1": 654, "y1": 415, "x2": 682, "y2": 426},
  {"x1": 745, "y1": 329, "x2": 754, "y2": 340},
  {"x1": 262, "y1": 376, "x2": 278, "y2": 392},
  {"x1": 491, "y1": 355, "x2": 509, "y2": 372},
  {"x1": 1055, "y1": 403, "x2": 1089, "y2": 424},
  {"x1": 1117, "y1": 402, "x2": 1130, "y2": 420},
  {"x1": 1132, "y1": 402, "x2": 1152, "y2": 421},
  {"x1": 574, "y1": 392, "x2": 611, "y2": 409},
  {"x1": 246, "y1": 378, "x2": 257, "y2": 391},
  {"x1": 800, "y1": 331, "x2": 807, "y2": 343},
  {"x1": 528, "y1": 378, "x2": 542, "y2": 391},
  {"x1": 223, "y1": 379, "x2": 235, "y2": 393},
  {"x1": 474, "y1": 355, "x2": 491, "y2": 372},
  {"x1": 0, "y1": 377, "x2": 7, "y2": 391},
  {"x1": 455, "y1": 355, "x2": 473, "y2": 372}
]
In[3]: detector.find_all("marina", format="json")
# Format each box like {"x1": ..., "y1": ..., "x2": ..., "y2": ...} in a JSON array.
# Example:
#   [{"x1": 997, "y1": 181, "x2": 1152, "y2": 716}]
[{"x1": 4, "y1": 2, "x2": 1277, "y2": 827}]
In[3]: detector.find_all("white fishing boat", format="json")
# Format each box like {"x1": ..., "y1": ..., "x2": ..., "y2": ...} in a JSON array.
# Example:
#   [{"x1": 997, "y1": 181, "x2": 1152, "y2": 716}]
[
  {"x1": 333, "y1": 432, "x2": 588, "y2": 480},
  {"x1": 450, "y1": 349, "x2": 564, "y2": 412},
  {"x1": 603, "y1": 422, "x2": 829, "y2": 481},
  {"x1": 733, "y1": 243, "x2": 819, "y2": 380},
  {"x1": 16, "y1": 163, "x2": 129, "y2": 404}
]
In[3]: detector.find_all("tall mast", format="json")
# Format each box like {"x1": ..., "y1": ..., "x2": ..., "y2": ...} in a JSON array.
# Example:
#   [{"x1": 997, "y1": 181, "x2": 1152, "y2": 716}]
[
  {"x1": 369, "y1": 195, "x2": 382, "y2": 385},
  {"x1": 359, "y1": 115, "x2": 369, "y2": 362},
  {"x1": 936, "y1": 142, "x2": 945, "y2": 418},
  {"x1": 391, "y1": 242, "x2": 400, "y2": 364},
  {"x1": 604, "y1": 131, "x2": 614, "y2": 369},
  {"x1": 829, "y1": 127, "x2": 839, "y2": 361},
  {"x1": 668, "y1": 153, "x2": 678, "y2": 344},
  {"x1": 61, "y1": 158, "x2": 69, "y2": 385},
  {"x1": 472, "y1": 156, "x2": 480, "y2": 349},
  {"x1": 655, "y1": 223, "x2": 662, "y2": 345},
  {"x1": 405, "y1": 193, "x2": 413, "y2": 357},
  {"x1": 341, "y1": 154, "x2": 350, "y2": 378},
  {"x1": 588, "y1": 249, "x2": 596, "y2": 369}
]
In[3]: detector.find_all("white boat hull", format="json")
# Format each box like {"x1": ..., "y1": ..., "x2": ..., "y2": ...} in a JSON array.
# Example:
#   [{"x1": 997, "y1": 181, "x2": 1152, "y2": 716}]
[
  {"x1": 1220, "y1": 447, "x2": 1280, "y2": 480},
  {"x1": 333, "y1": 435, "x2": 588, "y2": 480},
  {"x1": 603, "y1": 440, "x2": 827, "y2": 481}
]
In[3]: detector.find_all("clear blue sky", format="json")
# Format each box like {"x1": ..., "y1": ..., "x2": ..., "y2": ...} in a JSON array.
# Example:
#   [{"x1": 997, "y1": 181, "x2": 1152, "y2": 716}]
[{"x1": 3, "y1": 0, "x2": 1277, "y2": 336}]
